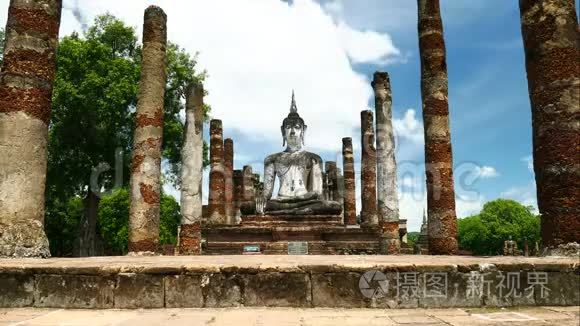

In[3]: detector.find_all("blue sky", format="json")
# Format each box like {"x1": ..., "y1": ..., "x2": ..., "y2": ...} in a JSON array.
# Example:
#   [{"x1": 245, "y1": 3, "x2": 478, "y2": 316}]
[{"x1": 2, "y1": 0, "x2": 577, "y2": 231}]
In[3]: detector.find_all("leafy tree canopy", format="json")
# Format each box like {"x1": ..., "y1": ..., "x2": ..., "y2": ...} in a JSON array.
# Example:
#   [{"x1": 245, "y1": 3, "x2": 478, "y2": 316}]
[
  {"x1": 97, "y1": 188, "x2": 181, "y2": 255},
  {"x1": 458, "y1": 199, "x2": 540, "y2": 255},
  {"x1": 44, "y1": 14, "x2": 209, "y2": 255}
]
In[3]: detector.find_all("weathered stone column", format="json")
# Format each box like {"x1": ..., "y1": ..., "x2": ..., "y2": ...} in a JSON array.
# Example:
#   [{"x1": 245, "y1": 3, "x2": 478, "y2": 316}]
[
  {"x1": 342, "y1": 138, "x2": 357, "y2": 225},
  {"x1": 373, "y1": 72, "x2": 400, "y2": 254},
  {"x1": 322, "y1": 171, "x2": 329, "y2": 200},
  {"x1": 128, "y1": 6, "x2": 167, "y2": 254},
  {"x1": 239, "y1": 165, "x2": 255, "y2": 215},
  {"x1": 178, "y1": 83, "x2": 204, "y2": 255},
  {"x1": 336, "y1": 167, "x2": 345, "y2": 216},
  {"x1": 208, "y1": 119, "x2": 226, "y2": 224},
  {"x1": 519, "y1": 0, "x2": 580, "y2": 247},
  {"x1": 418, "y1": 0, "x2": 458, "y2": 255},
  {"x1": 325, "y1": 161, "x2": 337, "y2": 201},
  {"x1": 224, "y1": 138, "x2": 235, "y2": 224},
  {"x1": 360, "y1": 110, "x2": 378, "y2": 226},
  {"x1": 233, "y1": 169, "x2": 243, "y2": 220},
  {"x1": 0, "y1": 0, "x2": 62, "y2": 258}
]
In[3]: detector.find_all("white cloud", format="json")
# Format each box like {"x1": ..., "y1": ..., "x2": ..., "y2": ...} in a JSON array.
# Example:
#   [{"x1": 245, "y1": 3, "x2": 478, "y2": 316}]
[
  {"x1": 500, "y1": 182, "x2": 538, "y2": 213},
  {"x1": 336, "y1": 21, "x2": 401, "y2": 64},
  {"x1": 456, "y1": 194, "x2": 485, "y2": 218},
  {"x1": 473, "y1": 165, "x2": 499, "y2": 179},
  {"x1": 393, "y1": 109, "x2": 424, "y2": 144},
  {"x1": 398, "y1": 190, "x2": 426, "y2": 232},
  {"x1": 23, "y1": 0, "x2": 404, "y2": 153},
  {"x1": 521, "y1": 155, "x2": 534, "y2": 173},
  {"x1": 399, "y1": 175, "x2": 418, "y2": 189}
]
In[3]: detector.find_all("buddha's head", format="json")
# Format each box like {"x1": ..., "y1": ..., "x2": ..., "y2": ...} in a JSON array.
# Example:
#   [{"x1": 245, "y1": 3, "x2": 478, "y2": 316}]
[{"x1": 281, "y1": 91, "x2": 306, "y2": 149}]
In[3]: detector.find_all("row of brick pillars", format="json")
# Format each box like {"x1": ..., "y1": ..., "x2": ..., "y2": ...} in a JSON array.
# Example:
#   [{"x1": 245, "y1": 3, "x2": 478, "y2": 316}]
[{"x1": 1, "y1": 1, "x2": 576, "y2": 258}]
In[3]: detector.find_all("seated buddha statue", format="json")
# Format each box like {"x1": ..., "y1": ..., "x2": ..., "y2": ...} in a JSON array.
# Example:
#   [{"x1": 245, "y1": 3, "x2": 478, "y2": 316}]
[{"x1": 256, "y1": 92, "x2": 342, "y2": 216}]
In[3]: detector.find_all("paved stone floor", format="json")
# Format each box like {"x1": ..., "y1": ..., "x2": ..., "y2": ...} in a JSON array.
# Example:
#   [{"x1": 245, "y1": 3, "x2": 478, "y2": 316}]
[{"x1": 0, "y1": 306, "x2": 578, "y2": 326}]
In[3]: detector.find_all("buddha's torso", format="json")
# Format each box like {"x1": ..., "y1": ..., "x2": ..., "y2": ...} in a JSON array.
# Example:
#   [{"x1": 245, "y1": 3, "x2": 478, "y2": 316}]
[{"x1": 265, "y1": 150, "x2": 322, "y2": 199}]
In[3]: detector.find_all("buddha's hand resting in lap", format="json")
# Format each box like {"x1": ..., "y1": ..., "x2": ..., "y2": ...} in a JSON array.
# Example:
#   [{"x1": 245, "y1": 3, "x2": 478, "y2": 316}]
[
  {"x1": 276, "y1": 191, "x2": 319, "y2": 203},
  {"x1": 256, "y1": 196, "x2": 267, "y2": 215}
]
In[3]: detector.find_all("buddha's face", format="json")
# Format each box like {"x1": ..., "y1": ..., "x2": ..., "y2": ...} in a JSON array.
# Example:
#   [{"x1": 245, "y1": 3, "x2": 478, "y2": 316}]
[{"x1": 283, "y1": 122, "x2": 305, "y2": 148}]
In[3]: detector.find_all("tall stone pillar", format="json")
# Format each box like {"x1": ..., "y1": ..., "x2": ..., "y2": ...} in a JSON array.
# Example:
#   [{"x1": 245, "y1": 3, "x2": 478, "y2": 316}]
[
  {"x1": 336, "y1": 167, "x2": 345, "y2": 216},
  {"x1": 342, "y1": 138, "x2": 357, "y2": 225},
  {"x1": 128, "y1": 6, "x2": 167, "y2": 254},
  {"x1": 360, "y1": 110, "x2": 378, "y2": 226},
  {"x1": 373, "y1": 72, "x2": 400, "y2": 254},
  {"x1": 0, "y1": 0, "x2": 62, "y2": 257},
  {"x1": 239, "y1": 165, "x2": 256, "y2": 215},
  {"x1": 233, "y1": 169, "x2": 243, "y2": 221},
  {"x1": 208, "y1": 119, "x2": 226, "y2": 224},
  {"x1": 178, "y1": 82, "x2": 204, "y2": 255},
  {"x1": 418, "y1": 0, "x2": 458, "y2": 255},
  {"x1": 519, "y1": 0, "x2": 580, "y2": 247},
  {"x1": 224, "y1": 138, "x2": 235, "y2": 224},
  {"x1": 325, "y1": 161, "x2": 337, "y2": 201}
]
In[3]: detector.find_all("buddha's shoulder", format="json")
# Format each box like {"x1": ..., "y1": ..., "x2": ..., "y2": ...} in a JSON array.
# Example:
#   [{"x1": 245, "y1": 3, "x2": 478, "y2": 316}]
[
  {"x1": 264, "y1": 151, "x2": 322, "y2": 164},
  {"x1": 264, "y1": 152, "x2": 283, "y2": 164},
  {"x1": 302, "y1": 151, "x2": 322, "y2": 163}
]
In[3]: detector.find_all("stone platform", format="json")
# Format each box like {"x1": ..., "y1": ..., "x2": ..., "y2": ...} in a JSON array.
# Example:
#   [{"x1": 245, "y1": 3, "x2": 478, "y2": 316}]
[
  {"x1": 0, "y1": 255, "x2": 578, "y2": 309},
  {"x1": 202, "y1": 215, "x2": 386, "y2": 255}
]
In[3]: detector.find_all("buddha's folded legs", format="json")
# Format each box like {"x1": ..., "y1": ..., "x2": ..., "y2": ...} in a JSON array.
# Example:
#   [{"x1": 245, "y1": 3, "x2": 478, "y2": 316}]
[{"x1": 265, "y1": 200, "x2": 342, "y2": 215}]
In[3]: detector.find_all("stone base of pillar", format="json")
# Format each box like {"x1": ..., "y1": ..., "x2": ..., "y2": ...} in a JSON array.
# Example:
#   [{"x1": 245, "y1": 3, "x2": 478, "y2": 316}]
[
  {"x1": 361, "y1": 214, "x2": 378, "y2": 227},
  {"x1": 0, "y1": 220, "x2": 50, "y2": 258},
  {"x1": 128, "y1": 239, "x2": 158, "y2": 254},
  {"x1": 379, "y1": 221, "x2": 400, "y2": 254},
  {"x1": 379, "y1": 238, "x2": 400, "y2": 255},
  {"x1": 429, "y1": 237, "x2": 458, "y2": 255},
  {"x1": 178, "y1": 223, "x2": 202, "y2": 255}
]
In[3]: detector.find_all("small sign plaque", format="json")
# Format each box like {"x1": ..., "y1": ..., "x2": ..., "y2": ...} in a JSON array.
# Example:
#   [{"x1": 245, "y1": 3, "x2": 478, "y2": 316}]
[
  {"x1": 287, "y1": 241, "x2": 308, "y2": 255},
  {"x1": 243, "y1": 245, "x2": 261, "y2": 255}
]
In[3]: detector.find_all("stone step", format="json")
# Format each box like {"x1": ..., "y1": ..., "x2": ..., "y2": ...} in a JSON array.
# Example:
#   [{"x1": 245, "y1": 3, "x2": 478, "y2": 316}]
[
  {"x1": 203, "y1": 240, "x2": 380, "y2": 255},
  {"x1": 1, "y1": 256, "x2": 577, "y2": 309}
]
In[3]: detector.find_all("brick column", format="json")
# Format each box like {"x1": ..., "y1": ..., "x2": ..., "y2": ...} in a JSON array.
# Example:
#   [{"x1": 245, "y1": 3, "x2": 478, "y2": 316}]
[
  {"x1": 0, "y1": 0, "x2": 62, "y2": 257},
  {"x1": 373, "y1": 71, "x2": 400, "y2": 254},
  {"x1": 519, "y1": 0, "x2": 580, "y2": 247},
  {"x1": 128, "y1": 6, "x2": 167, "y2": 254},
  {"x1": 418, "y1": 0, "x2": 458, "y2": 254},
  {"x1": 224, "y1": 138, "x2": 235, "y2": 224},
  {"x1": 233, "y1": 169, "x2": 243, "y2": 221},
  {"x1": 335, "y1": 167, "x2": 345, "y2": 216},
  {"x1": 342, "y1": 138, "x2": 357, "y2": 225},
  {"x1": 178, "y1": 83, "x2": 204, "y2": 255},
  {"x1": 239, "y1": 165, "x2": 256, "y2": 215},
  {"x1": 208, "y1": 119, "x2": 226, "y2": 224},
  {"x1": 360, "y1": 110, "x2": 378, "y2": 226},
  {"x1": 325, "y1": 161, "x2": 337, "y2": 201}
]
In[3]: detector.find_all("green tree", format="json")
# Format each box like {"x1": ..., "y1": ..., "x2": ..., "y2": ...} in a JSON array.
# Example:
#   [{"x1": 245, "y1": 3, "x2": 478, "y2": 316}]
[
  {"x1": 98, "y1": 188, "x2": 181, "y2": 255},
  {"x1": 44, "y1": 196, "x2": 84, "y2": 256},
  {"x1": 45, "y1": 15, "x2": 208, "y2": 256},
  {"x1": 406, "y1": 232, "x2": 419, "y2": 248},
  {"x1": 458, "y1": 199, "x2": 541, "y2": 255}
]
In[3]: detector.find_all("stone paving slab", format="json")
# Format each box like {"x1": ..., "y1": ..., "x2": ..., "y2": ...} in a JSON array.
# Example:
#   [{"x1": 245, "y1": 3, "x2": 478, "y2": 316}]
[
  {"x1": 0, "y1": 307, "x2": 578, "y2": 326},
  {"x1": 0, "y1": 256, "x2": 578, "y2": 309}
]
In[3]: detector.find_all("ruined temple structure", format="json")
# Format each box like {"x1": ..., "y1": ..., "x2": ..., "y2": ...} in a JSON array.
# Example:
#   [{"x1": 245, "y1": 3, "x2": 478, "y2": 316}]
[
  {"x1": 518, "y1": 0, "x2": 580, "y2": 248},
  {"x1": 0, "y1": 0, "x2": 62, "y2": 257},
  {"x1": 200, "y1": 92, "x2": 408, "y2": 254},
  {"x1": 128, "y1": 6, "x2": 168, "y2": 254},
  {"x1": 418, "y1": 0, "x2": 458, "y2": 255}
]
